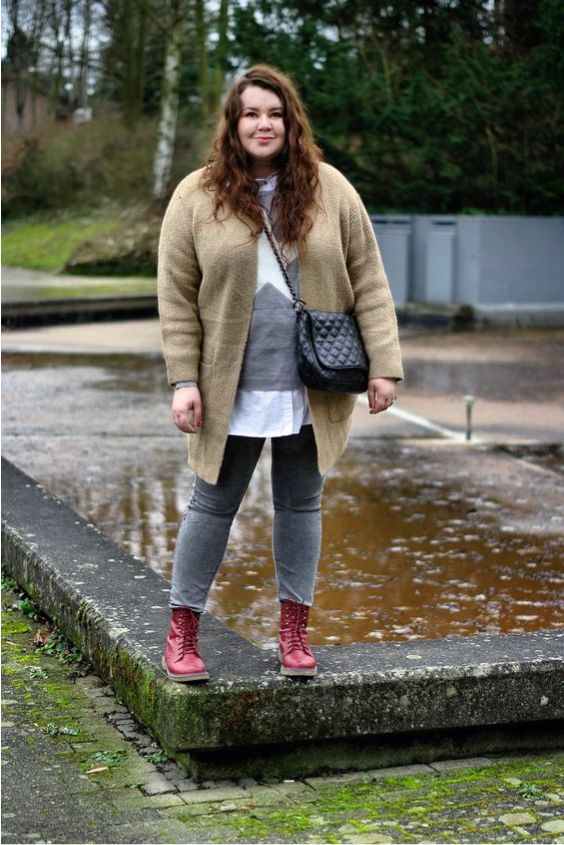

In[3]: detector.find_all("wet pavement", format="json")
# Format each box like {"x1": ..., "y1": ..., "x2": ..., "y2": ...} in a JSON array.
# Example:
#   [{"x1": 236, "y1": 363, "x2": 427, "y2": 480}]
[
  {"x1": 4, "y1": 319, "x2": 564, "y2": 441},
  {"x1": 2, "y1": 325, "x2": 563, "y2": 648}
]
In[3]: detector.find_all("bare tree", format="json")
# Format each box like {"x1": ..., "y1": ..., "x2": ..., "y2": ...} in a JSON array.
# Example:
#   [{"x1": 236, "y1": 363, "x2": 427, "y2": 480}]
[
  {"x1": 195, "y1": 0, "x2": 208, "y2": 119},
  {"x1": 47, "y1": 0, "x2": 65, "y2": 111},
  {"x1": 2, "y1": 0, "x2": 50, "y2": 131},
  {"x1": 152, "y1": 0, "x2": 183, "y2": 200},
  {"x1": 211, "y1": 0, "x2": 228, "y2": 115},
  {"x1": 77, "y1": 0, "x2": 92, "y2": 108},
  {"x1": 96, "y1": 0, "x2": 152, "y2": 126}
]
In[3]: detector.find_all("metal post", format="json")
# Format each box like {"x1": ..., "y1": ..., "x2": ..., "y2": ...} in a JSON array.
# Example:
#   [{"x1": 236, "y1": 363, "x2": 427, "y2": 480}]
[{"x1": 464, "y1": 395, "x2": 474, "y2": 441}]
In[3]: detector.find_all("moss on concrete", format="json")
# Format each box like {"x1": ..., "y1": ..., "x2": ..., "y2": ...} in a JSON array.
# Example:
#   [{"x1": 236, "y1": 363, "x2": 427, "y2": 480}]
[
  {"x1": 163, "y1": 756, "x2": 563, "y2": 843},
  {"x1": 156, "y1": 755, "x2": 564, "y2": 843}
]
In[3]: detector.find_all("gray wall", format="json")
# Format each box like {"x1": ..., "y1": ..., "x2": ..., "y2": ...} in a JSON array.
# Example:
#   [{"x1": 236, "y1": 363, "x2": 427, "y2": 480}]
[{"x1": 371, "y1": 214, "x2": 564, "y2": 308}]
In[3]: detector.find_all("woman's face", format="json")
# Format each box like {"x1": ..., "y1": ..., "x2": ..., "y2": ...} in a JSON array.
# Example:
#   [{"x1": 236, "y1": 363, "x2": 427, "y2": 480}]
[{"x1": 237, "y1": 85, "x2": 286, "y2": 176}]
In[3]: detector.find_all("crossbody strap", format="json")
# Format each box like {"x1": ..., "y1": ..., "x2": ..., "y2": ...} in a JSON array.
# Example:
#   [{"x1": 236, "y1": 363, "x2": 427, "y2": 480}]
[{"x1": 262, "y1": 218, "x2": 305, "y2": 313}]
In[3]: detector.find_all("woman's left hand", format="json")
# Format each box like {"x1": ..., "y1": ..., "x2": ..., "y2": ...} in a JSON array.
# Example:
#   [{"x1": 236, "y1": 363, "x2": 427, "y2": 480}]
[{"x1": 367, "y1": 378, "x2": 398, "y2": 414}]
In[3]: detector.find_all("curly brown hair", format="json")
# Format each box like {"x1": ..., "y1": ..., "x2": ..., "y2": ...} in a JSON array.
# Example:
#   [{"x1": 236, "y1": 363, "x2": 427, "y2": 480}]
[{"x1": 200, "y1": 64, "x2": 323, "y2": 252}]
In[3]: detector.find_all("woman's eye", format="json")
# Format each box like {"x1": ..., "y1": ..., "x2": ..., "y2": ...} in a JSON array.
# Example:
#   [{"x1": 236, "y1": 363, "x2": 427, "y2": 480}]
[{"x1": 243, "y1": 110, "x2": 283, "y2": 118}]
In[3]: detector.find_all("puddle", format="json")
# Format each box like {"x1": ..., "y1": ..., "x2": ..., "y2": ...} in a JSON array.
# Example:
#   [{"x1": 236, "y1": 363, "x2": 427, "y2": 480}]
[{"x1": 2, "y1": 351, "x2": 563, "y2": 648}]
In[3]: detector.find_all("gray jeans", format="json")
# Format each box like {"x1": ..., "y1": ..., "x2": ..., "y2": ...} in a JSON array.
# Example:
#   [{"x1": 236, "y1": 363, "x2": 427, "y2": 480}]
[{"x1": 169, "y1": 425, "x2": 324, "y2": 613}]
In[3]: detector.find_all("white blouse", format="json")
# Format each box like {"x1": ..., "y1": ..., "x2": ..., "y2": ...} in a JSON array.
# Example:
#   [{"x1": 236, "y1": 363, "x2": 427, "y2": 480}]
[{"x1": 228, "y1": 380, "x2": 311, "y2": 437}]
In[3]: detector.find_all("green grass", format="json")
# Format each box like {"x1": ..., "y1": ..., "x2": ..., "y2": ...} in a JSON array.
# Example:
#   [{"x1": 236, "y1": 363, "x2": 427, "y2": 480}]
[{"x1": 2, "y1": 213, "x2": 121, "y2": 271}]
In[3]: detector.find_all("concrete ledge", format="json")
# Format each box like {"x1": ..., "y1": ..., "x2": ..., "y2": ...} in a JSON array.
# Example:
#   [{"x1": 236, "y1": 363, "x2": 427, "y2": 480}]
[
  {"x1": 3, "y1": 297, "x2": 472, "y2": 332},
  {"x1": 2, "y1": 456, "x2": 563, "y2": 780},
  {"x1": 396, "y1": 302, "x2": 474, "y2": 331},
  {"x1": 4, "y1": 298, "x2": 563, "y2": 331},
  {"x1": 1, "y1": 296, "x2": 157, "y2": 328},
  {"x1": 473, "y1": 303, "x2": 564, "y2": 328}
]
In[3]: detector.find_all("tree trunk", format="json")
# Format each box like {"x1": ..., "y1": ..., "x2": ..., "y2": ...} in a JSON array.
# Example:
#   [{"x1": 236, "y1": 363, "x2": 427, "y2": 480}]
[
  {"x1": 48, "y1": 0, "x2": 65, "y2": 115},
  {"x1": 195, "y1": 0, "x2": 209, "y2": 120},
  {"x1": 133, "y1": 0, "x2": 148, "y2": 119},
  {"x1": 63, "y1": 0, "x2": 74, "y2": 106},
  {"x1": 492, "y1": 0, "x2": 505, "y2": 48},
  {"x1": 121, "y1": 0, "x2": 136, "y2": 126},
  {"x1": 31, "y1": 0, "x2": 49, "y2": 126},
  {"x1": 211, "y1": 0, "x2": 229, "y2": 115},
  {"x1": 78, "y1": 0, "x2": 92, "y2": 109},
  {"x1": 121, "y1": 0, "x2": 149, "y2": 127},
  {"x1": 152, "y1": 0, "x2": 183, "y2": 200}
]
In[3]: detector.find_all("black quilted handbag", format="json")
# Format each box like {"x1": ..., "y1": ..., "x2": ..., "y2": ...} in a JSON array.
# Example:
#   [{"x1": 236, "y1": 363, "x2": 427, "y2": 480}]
[{"x1": 263, "y1": 223, "x2": 369, "y2": 394}]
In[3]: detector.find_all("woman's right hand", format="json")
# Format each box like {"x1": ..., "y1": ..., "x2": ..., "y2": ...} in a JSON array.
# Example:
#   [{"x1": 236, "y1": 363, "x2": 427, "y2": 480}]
[{"x1": 172, "y1": 387, "x2": 203, "y2": 434}]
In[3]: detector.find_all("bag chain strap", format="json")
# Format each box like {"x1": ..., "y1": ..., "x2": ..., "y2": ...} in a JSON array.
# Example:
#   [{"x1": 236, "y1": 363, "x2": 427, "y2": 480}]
[{"x1": 262, "y1": 221, "x2": 305, "y2": 314}]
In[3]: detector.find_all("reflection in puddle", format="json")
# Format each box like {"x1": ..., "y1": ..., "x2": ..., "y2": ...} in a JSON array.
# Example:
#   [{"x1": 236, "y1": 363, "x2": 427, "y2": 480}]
[{"x1": 35, "y1": 444, "x2": 564, "y2": 650}]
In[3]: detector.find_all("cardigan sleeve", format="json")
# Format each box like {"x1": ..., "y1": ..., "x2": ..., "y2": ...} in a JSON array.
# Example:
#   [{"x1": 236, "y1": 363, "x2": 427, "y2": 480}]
[
  {"x1": 157, "y1": 187, "x2": 203, "y2": 385},
  {"x1": 345, "y1": 193, "x2": 404, "y2": 381}
]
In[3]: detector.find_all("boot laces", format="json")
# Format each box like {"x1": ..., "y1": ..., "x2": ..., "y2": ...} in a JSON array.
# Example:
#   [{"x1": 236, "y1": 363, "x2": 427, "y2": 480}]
[
  {"x1": 281, "y1": 603, "x2": 311, "y2": 654},
  {"x1": 176, "y1": 610, "x2": 200, "y2": 657}
]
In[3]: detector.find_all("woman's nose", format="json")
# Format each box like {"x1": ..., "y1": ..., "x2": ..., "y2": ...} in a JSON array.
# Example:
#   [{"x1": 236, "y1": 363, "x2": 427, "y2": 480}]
[{"x1": 257, "y1": 113, "x2": 272, "y2": 129}]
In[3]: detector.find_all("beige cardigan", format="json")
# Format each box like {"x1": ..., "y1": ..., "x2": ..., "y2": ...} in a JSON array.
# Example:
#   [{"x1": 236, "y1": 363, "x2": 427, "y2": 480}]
[{"x1": 158, "y1": 162, "x2": 403, "y2": 484}]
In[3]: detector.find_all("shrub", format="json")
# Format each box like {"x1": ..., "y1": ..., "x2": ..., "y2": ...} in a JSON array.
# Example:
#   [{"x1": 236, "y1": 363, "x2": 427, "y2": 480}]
[
  {"x1": 2, "y1": 110, "x2": 156, "y2": 217},
  {"x1": 2, "y1": 106, "x2": 215, "y2": 219}
]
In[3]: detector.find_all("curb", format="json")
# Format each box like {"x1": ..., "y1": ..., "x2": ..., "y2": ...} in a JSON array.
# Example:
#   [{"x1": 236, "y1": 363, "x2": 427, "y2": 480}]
[
  {"x1": 1, "y1": 296, "x2": 157, "y2": 328},
  {"x1": 2, "y1": 296, "x2": 471, "y2": 332}
]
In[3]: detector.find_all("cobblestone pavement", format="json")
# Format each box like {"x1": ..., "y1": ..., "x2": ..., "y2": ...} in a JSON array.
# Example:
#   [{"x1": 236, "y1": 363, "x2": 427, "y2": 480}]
[{"x1": 2, "y1": 579, "x2": 563, "y2": 845}]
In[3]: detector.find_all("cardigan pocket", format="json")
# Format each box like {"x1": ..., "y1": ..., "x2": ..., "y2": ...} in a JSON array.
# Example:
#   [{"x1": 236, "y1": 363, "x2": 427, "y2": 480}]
[{"x1": 326, "y1": 392, "x2": 357, "y2": 422}]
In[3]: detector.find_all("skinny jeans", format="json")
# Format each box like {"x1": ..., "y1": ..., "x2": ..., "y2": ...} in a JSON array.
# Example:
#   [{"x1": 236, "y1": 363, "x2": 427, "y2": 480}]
[{"x1": 169, "y1": 425, "x2": 324, "y2": 612}]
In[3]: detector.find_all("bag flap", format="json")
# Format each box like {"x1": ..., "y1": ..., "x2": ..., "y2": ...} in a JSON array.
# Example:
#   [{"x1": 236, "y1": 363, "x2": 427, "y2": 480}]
[{"x1": 305, "y1": 310, "x2": 368, "y2": 370}]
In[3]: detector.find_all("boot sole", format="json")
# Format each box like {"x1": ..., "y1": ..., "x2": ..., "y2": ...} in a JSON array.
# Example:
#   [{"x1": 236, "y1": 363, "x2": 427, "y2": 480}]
[
  {"x1": 161, "y1": 655, "x2": 209, "y2": 682},
  {"x1": 279, "y1": 649, "x2": 317, "y2": 676},
  {"x1": 280, "y1": 665, "x2": 317, "y2": 676}
]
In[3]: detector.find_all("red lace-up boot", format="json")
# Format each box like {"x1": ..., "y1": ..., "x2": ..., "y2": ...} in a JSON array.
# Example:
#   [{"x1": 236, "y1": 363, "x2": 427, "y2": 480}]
[
  {"x1": 278, "y1": 599, "x2": 317, "y2": 677},
  {"x1": 162, "y1": 608, "x2": 209, "y2": 682}
]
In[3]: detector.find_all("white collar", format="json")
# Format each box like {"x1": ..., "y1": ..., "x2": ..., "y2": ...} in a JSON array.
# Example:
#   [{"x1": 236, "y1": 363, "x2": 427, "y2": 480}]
[{"x1": 255, "y1": 172, "x2": 278, "y2": 192}]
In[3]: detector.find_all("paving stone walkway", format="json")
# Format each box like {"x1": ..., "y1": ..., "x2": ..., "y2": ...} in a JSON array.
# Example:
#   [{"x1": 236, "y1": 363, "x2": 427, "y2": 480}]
[{"x1": 2, "y1": 578, "x2": 563, "y2": 844}]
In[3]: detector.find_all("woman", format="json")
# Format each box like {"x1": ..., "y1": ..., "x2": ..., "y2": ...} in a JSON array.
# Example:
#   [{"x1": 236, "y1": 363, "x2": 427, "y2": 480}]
[{"x1": 158, "y1": 64, "x2": 403, "y2": 683}]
